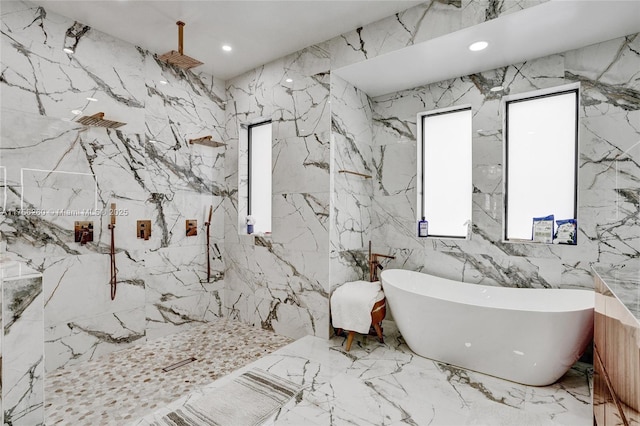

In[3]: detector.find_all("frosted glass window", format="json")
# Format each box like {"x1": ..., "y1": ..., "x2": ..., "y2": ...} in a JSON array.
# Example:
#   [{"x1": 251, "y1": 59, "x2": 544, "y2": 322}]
[
  {"x1": 504, "y1": 88, "x2": 578, "y2": 241},
  {"x1": 418, "y1": 106, "x2": 472, "y2": 238},
  {"x1": 248, "y1": 121, "x2": 272, "y2": 233}
]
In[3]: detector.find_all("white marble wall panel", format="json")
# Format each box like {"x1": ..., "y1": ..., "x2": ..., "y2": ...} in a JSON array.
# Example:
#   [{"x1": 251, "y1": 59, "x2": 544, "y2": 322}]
[
  {"x1": 223, "y1": 236, "x2": 330, "y2": 334},
  {"x1": 565, "y1": 35, "x2": 640, "y2": 117},
  {"x1": 19, "y1": 170, "x2": 96, "y2": 232},
  {"x1": 142, "y1": 115, "x2": 224, "y2": 196},
  {"x1": 329, "y1": 1, "x2": 550, "y2": 72},
  {"x1": 272, "y1": 133, "x2": 330, "y2": 194},
  {"x1": 332, "y1": 135, "x2": 374, "y2": 196},
  {"x1": 145, "y1": 75, "x2": 225, "y2": 137},
  {"x1": 328, "y1": 249, "x2": 369, "y2": 294},
  {"x1": 0, "y1": 123, "x2": 149, "y2": 200},
  {"x1": 329, "y1": 76, "x2": 375, "y2": 294},
  {"x1": 372, "y1": 142, "x2": 416, "y2": 197},
  {"x1": 45, "y1": 307, "x2": 145, "y2": 372},
  {"x1": 371, "y1": 195, "x2": 422, "y2": 250},
  {"x1": 272, "y1": 73, "x2": 330, "y2": 139},
  {"x1": 1, "y1": 2, "x2": 146, "y2": 133},
  {"x1": 226, "y1": 72, "x2": 276, "y2": 124},
  {"x1": 0, "y1": 111, "x2": 90, "y2": 186},
  {"x1": 2, "y1": 275, "x2": 44, "y2": 426},
  {"x1": 223, "y1": 287, "x2": 329, "y2": 341},
  {"x1": 43, "y1": 252, "x2": 144, "y2": 325},
  {"x1": 332, "y1": 189, "x2": 372, "y2": 251},
  {"x1": 271, "y1": 193, "x2": 329, "y2": 252},
  {"x1": 580, "y1": 112, "x2": 640, "y2": 190},
  {"x1": 330, "y1": 82, "x2": 374, "y2": 190},
  {"x1": 224, "y1": 45, "x2": 331, "y2": 339},
  {"x1": 580, "y1": 188, "x2": 640, "y2": 265},
  {"x1": 146, "y1": 292, "x2": 222, "y2": 340},
  {"x1": 226, "y1": 241, "x2": 328, "y2": 311},
  {"x1": 141, "y1": 245, "x2": 224, "y2": 296},
  {"x1": 461, "y1": 0, "x2": 549, "y2": 27},
  {"x1": 328, "y1": 2, "x2": 463, "y2": 70},
  {"x1": 331, "y1": 77, "x2": 373, "y2": 143}
]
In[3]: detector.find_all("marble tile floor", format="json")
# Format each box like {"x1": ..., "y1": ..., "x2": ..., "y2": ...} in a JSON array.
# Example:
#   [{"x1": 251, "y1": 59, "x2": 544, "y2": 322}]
[
  {"x1": 135, "y1": 321, "x2": 593, "y2": 425},
  {"x1": 45, "y1": 319, "x2": 294, "y2": 425}
]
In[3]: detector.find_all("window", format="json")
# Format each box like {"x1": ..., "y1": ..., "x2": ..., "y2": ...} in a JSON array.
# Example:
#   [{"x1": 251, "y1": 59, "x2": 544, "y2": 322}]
[
  {"x1": 417, "y1": 106, "x2": 472, "y2": 238},
  {"x1": 247, "y1": 120, "x2": 272, "y2": 234},
  {"x1": 504, "y1": 84, "x2": 579, "y2": 241}
]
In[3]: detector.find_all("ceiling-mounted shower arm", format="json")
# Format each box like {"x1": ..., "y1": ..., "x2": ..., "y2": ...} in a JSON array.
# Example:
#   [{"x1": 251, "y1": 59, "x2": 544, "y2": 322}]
[
  {"x1": 158, "y1": 20, "x2": 203, "y2": 70},
  {"x1": 176, "y1": 21, "x2": 185, "y2": 55}
]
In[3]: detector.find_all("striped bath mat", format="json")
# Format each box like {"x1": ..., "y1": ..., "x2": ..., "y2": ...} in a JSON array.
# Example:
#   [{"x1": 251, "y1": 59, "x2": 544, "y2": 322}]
[{"x1": 155, "y1": 368, "x2": 301, "y2": 426}]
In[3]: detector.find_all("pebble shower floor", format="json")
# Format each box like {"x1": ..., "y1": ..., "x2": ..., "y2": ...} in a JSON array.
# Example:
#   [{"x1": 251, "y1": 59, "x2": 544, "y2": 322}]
[{"x1": 45, "y1": 319, "x2": 293, "y2": 425}]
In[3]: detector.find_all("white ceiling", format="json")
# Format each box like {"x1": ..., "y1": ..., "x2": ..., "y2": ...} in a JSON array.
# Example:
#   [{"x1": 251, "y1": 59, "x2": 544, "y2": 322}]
[
  {"x1": 335, "y1": 1, "x2": 640, "y2": 97},
  {"x1": 31, "y1": 0, "x2": 421, "y2": 80}
]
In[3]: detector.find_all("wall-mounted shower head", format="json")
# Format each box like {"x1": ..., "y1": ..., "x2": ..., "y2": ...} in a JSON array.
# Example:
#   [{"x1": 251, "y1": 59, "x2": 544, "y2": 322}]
[{"x1": 77, "y1": 112, "x2": 126, "y2": 129}]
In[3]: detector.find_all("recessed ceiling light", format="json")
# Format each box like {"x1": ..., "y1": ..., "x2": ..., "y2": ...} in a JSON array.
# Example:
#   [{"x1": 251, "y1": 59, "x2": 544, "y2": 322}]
[
  {"x1": 222, "y1": 45, "x2": 232, "y2": 52},
  {"x1": 285, "y1": 78, "x2": 293, "y2": 83},
  {"x1": 71, "y1": 109, "x2": 82, "y2": 115},
  {"x1": 490, "y1": 86, "x2": 504, "y2": 92},
  {"x1": 86, "y1": 97, "x2": 98, "y2": 102},
  {"x1": 63, "y1": 47, "x2": 74, "y2": 54},
  {"x1": 469, "y1": 41, "x2": 488, "y2": 51},
  {"x1": 159, "y1": 80, "x2": 168, "y2": 85}
]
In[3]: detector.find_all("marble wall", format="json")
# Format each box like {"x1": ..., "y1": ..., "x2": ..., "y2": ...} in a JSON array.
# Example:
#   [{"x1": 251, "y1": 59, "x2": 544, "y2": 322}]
[
  {"x1": 1, "y1": 271, "x2": 44, "y2": 425},
  {"x1": 369, "y1": 33, "x2": 640, "y2": 289},
  {"x1": 221, "y1": 0, "x2": 593, "y2": 340},
  {"x1": 325, "y1": 0, "x2": 553, "y2": 286},
  {"x1": 2, "y1": 0, "x2": 635, "y2": 367},
  {"x1": 329, "y1": 0, "x2": 547, "y2": 70},
  {"x1": 223, "y1": 45, "x2": 332, "y2": 339},
  {"x1": 329, "y1": 75, "x2": 374, "y2": 290},
  {"x1": 0, "y1": 1, "x2": 226, "y2": 371}
]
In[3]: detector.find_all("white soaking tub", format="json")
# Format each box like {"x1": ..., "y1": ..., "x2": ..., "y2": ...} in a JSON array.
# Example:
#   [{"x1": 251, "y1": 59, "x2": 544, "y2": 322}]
[{"x1": 380, "y1": 269, "x2": 593, "y2": 386}]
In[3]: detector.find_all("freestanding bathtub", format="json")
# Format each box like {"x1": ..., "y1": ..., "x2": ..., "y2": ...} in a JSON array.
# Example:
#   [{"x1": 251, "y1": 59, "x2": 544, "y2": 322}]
[{"x1": 380, "y1": 269, "x2": 594, "y2": 386}]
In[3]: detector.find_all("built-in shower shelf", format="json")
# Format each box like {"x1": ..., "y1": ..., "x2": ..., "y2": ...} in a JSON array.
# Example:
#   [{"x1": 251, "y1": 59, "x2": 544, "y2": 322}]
[
  {"x1": 338, "y1": 169, "x2": 372, "y2": 179},
  {"x1": 77, "y1": 112, "x2": 126, "y2": 129},
  {"x1": 189, "y1": 135, "x2": 226, "y2": 148}
]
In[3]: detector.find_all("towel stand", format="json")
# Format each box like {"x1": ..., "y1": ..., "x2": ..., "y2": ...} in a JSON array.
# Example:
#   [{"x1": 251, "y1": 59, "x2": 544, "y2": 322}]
[{"x1": 337, "y1": 298, "x2": 386, "y2": 351}]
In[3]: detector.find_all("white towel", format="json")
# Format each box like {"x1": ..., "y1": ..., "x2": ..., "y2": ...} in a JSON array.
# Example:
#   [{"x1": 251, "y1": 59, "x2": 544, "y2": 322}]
[{"x1": 331, "y1": 280, "x2": 384, "y2": 334}]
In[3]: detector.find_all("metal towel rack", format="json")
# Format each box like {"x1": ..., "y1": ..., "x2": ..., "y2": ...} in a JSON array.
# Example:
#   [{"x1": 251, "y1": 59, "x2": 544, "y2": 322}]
[{"x1": 338, "y1": 169, "x2": 371, "y2": 179}]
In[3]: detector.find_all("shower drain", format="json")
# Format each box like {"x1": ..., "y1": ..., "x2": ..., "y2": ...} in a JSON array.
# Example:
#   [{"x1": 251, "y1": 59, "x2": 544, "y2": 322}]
[{"x1": 162, "y1": 357, "x2": 197, "y2": 372}]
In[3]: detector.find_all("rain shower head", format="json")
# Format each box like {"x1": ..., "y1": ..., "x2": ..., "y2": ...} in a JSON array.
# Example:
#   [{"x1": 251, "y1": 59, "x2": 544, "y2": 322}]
[
  {"x1": 158, "y1": 21, "x2": 203, "y2": 70},
  {"x1": 77, "y1": 112, "x2": 126, "y2": 129}
]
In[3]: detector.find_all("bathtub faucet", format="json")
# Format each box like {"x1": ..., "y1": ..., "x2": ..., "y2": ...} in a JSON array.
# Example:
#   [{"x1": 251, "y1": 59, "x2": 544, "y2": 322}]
[{"x1": 368, "y1": 240, "x2": 395, "y2": 282}]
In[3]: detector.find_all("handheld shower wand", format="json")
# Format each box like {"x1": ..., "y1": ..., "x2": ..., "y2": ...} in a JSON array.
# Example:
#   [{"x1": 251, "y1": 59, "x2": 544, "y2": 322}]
[
  {"x1": 109, "y1": 203, "x2": 117, "y2": 300},
  {"x1": 205, "y1": 205, "x2": 213, "y2": 283}
]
